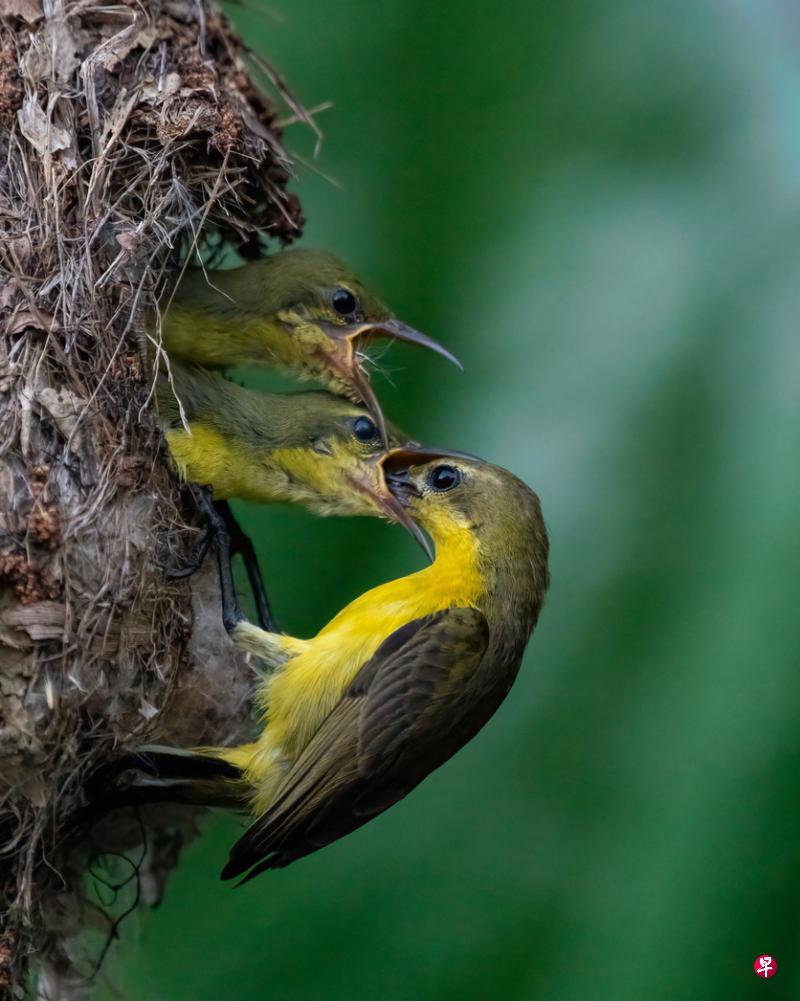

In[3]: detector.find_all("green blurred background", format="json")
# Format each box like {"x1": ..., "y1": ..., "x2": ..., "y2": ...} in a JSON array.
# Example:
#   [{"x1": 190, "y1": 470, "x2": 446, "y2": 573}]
[{"x1": 105, "y1": 1, "x2": 800, "y2": 998}]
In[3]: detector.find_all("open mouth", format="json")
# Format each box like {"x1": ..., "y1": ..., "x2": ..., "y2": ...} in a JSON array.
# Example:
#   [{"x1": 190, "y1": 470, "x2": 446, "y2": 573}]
[
  {"x1": 382, "y1": 467, "x2": 421, "y2": 506},
  {"x1": 323, "y1": 322, "x2": 463, "y2": 450},
  {"x1": 324, "y1": 348, "x2": 390, "y2": 448},
  {"x1": 346, "y1": 459, "x2": 433, "y2": 561},
  {"x1": 344, "y1": 319, "x2": 463, "y2": 371}
]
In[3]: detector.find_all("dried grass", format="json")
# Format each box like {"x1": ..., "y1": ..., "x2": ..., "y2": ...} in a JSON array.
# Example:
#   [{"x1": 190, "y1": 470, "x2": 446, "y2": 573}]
[{"x1": 0, "y1": 1, "x2": 308, "y2": 994}]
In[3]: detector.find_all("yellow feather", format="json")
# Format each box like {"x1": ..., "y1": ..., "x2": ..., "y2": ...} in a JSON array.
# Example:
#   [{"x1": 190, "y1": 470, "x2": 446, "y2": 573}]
[
  {"x1": 166, "y1": 426, "x2": 288, "y2": 502},
  {"x1": 164, "y1": 427, "x2": 381, "y2": 515},
  {"x1": 240, "y1": 524, "x2": 482, "y2": 814},
  {"x1": 166, "y1": 426, "x2": 243, "y2": 500}
]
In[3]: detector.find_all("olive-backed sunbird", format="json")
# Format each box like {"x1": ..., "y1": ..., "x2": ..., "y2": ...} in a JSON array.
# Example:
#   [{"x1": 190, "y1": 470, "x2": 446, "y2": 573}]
[
  {"x1": 110, "y1": 446, "x2": 549, "y2": 880},
  {"x1": 157, "y1": 248, "x2": 462, "y2": 443}
]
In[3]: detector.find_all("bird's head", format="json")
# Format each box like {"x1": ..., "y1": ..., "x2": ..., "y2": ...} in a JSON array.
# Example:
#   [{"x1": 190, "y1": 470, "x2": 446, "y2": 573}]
[
  {"x1": 262, "y1": 396, "x2": 413, "y2": 519},
  {"x1": 375, "y1": 447, "x2": 549, "y2": 577},
  {"x1": 262, "y1": 250, "x2": 462, "y2": 443}
]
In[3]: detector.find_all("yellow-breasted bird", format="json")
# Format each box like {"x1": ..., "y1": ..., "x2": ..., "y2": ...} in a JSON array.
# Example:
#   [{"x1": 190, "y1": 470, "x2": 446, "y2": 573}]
[
  {"x1": 158, "y1": 249, "x2": 462, "y2": 443},
  {"x1": 158, "y1": 365, "x2": 423, "y2": 629},
  {"x1": 114, "y1": 446, "x2": 549, "y2": 880}
]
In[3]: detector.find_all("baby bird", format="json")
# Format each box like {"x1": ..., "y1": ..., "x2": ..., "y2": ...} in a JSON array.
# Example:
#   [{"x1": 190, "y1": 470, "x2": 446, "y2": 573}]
[{"x1": 158, "y1": 249, "x2": 461, "y2": 444}]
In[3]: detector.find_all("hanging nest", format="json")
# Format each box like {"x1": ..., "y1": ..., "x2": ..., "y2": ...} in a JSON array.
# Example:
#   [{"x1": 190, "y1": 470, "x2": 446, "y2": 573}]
[{"x1": 0, "y1": 0, "x2": 308, "y2": 994}]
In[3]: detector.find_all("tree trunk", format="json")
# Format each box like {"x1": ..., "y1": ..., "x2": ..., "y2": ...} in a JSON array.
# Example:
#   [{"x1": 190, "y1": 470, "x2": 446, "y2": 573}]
[{"x1": 0, "y1": 2, "x2": 303, "y2": 995}]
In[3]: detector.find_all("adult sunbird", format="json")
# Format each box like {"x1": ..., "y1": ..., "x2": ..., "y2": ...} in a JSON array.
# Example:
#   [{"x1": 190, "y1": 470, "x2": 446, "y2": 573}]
[
  {"x1": 116, "y1": 446, "x2": 549, "y2": 880},
  {"x1": 158, "y1": 248, "x2": 462, "y2": 443},
  {"x1": 158, "y1": 365, "x2": 422, "y2": 630}
]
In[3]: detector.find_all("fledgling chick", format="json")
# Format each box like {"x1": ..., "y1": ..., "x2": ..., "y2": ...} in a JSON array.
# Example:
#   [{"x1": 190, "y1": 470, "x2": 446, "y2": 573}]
[
  {"x1": 157, "y1": 365, "x2": 415, "y2": 630},
  {"x1": 158, "y1": 249, "x2": 461, "y2": 443},
  {"x1": 158, "y1": 365, "x2": 409, "y2": 518}
]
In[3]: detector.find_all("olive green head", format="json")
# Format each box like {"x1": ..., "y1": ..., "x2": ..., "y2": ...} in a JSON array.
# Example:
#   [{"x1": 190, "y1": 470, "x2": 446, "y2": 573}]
[
  {"x1": 159, "y1": 368, "x2": 409, "y2": 518},
  {"x1": 243, "y1": 248, "x2": 393, "y2": 329},
  {"x1": 380, "y1": 447, "x2": 550, "y2": 604},
  {"x1": 165, "y1": 249, "x2": 461, "y2": 444}
]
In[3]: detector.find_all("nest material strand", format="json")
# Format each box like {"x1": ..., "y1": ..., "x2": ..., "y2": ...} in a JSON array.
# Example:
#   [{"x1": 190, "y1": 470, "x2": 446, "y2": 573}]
[{"x1": 0, "y1": 1, "x2": 306, "y2": 994}]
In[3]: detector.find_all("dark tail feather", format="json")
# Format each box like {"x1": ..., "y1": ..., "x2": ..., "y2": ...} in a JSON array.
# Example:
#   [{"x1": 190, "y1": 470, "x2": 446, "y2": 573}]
[
  {"x1": 119, "y1": 745, "x2": 242, "y2": 782},
  {"x1": 86, "y1": 744, "x2": 240, "y2": 793},
  {"x1": 79, "y1": 745, "x2": 247, "y2": 823},
  {"x1": 85, "y1": 777, "x2": 248, "y2": 815}
]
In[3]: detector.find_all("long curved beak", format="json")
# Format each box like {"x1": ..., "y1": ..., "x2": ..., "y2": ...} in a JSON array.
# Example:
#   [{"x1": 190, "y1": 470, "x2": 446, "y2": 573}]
[
  {"x1": 344, "y1": 319, "x2": 463, "y2": 371},
  {"x1": 375, "y1": 483, "x2": 434, "y2": 563},
  {"x1": 379, "y1": 445, "x2": 480, "y2": 471},
  {"x1": 323, "y1": 321, "x2": 461, "y2": 449}
]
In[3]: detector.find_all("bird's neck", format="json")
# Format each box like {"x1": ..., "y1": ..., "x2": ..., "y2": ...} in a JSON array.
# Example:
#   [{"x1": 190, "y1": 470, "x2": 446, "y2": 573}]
[
  {"x1": 317, "y1": 525, "x2": 483, "y2": 647},
  {"x1": 428, "y1": 517, "x2": 547, "y2": 639},
  {"x1": 415, "y1": 523, "x2": 486, "y2": 610},
  {"x1": 163, "y1": 301, "x2": 285, "y2": 369},
  {"x1": 165, "y1": 425, "x2": 281, "y2": 502}
]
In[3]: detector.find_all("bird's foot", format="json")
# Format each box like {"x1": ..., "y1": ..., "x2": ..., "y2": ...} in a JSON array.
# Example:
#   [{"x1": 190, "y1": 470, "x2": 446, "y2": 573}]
[{"x1": 213, "y1": 501, "x2": 280, "y2": 633}]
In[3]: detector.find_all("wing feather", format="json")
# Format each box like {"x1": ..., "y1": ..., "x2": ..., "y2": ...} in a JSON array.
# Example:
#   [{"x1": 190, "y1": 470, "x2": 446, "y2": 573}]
[{"x1": 222, "y1": 608, "x2": 489, "y2": 881}]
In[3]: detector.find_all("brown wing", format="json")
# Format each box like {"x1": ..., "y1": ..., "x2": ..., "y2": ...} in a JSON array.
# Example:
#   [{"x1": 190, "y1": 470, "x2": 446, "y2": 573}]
[{"x1": 221, "y1": 607, "x2": 490, "y2": 882}]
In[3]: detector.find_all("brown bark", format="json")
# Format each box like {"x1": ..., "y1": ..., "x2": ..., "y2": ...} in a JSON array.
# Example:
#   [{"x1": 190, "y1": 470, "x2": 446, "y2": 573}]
[{"x1": 0, "y1": 2, "x2": 304, "y2": 995}]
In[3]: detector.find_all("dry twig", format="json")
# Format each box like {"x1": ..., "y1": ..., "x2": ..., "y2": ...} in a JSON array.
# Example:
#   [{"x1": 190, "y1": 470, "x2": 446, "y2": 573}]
[{"x1": 0, "y1": 1, "x2": 307, "y2": 995}]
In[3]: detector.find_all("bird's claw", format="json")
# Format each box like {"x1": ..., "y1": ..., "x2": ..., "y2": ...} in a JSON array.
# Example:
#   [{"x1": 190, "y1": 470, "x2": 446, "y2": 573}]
[
  {"x1": 162, "y1": 525, "x2": 212, "y2": 579},
  {"x1": 161, "y1": 485, "x2": 279, "y2": 634}
]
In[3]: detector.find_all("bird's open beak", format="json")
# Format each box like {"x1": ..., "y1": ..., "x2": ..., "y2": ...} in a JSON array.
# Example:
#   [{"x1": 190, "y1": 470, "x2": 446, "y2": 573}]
[
  {"x1": 322, "y1": 340, "x2": 390, "y2": 447},
  {"x1": 344, "y1": 450, "x2": 432, "y2": 562},
  {"x1": 369, "y1": 445, "x2": 478, "y2": 562},
  {"x1": 343, "y1": 319, "x2": 464, "y2": 372},
  {"x1": 323, "y1": 321, "x2": 461, "y2": 449}
]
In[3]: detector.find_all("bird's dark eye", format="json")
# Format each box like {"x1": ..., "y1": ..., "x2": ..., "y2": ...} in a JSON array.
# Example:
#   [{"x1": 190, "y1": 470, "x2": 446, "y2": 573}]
[
  {"x1": 352, "y1": 416, "x2": 378, "y2": 442},
  {"x1": 428, "y1": 465, "x2": 461, "y2": 492},
  {"x1": 332, "y1": 287, "x2": 357, "y2": 316}
]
